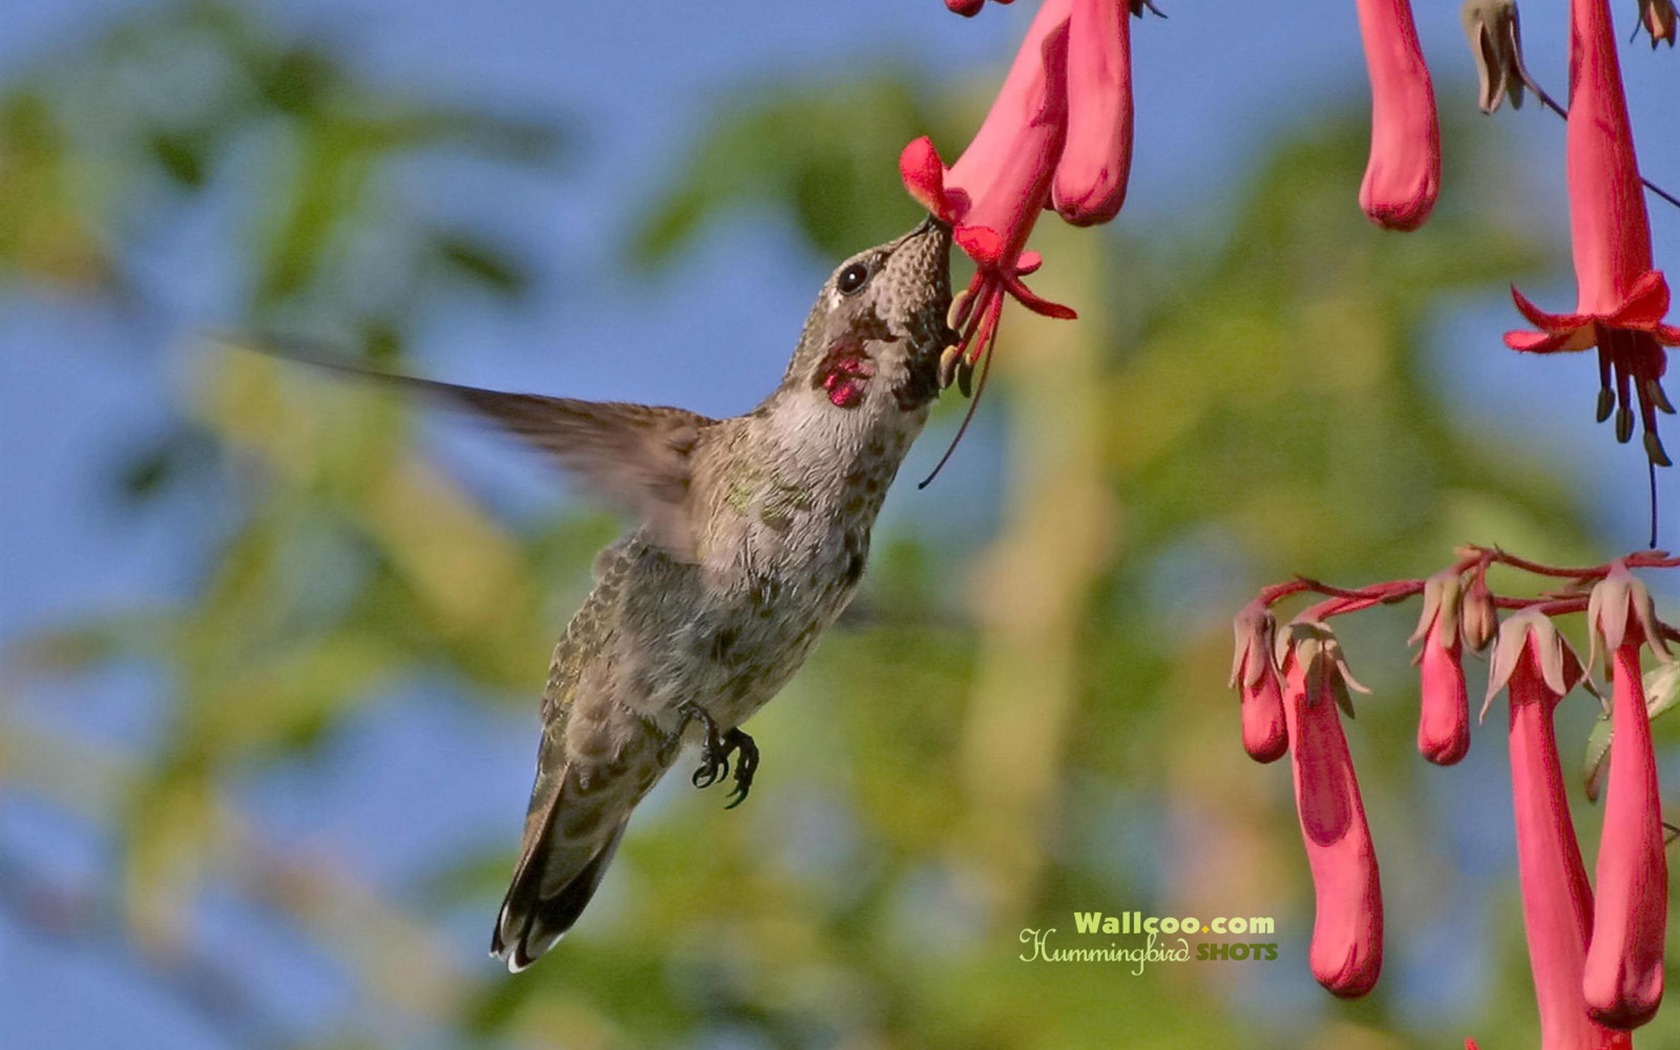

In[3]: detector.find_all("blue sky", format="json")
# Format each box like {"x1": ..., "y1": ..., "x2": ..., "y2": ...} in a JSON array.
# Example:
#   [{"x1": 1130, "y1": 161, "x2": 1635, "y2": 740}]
[{"x1": 1, "y1": 1, "x2": 1677, "y2": 1047}]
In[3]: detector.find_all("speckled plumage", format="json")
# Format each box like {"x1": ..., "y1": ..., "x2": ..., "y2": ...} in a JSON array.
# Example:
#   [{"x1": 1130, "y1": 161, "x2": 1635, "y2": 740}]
[
  {"x1": 232, "y1": 220, "x2": 954, "y2": 970},
  {"x1": 481, "y1": 218, "x2": 956, "y2": 969}
]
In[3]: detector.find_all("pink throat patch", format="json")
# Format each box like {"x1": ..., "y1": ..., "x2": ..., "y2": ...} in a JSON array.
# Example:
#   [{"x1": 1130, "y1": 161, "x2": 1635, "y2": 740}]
[{"x1": 817, "y1": 347, "x2": 876, "y2": 408}]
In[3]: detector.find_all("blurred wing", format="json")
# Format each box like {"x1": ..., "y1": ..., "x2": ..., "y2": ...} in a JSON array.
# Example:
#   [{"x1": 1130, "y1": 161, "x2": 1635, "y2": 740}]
[{"x1": 224, "y1": 333, "x2": 713, "y2": 558}]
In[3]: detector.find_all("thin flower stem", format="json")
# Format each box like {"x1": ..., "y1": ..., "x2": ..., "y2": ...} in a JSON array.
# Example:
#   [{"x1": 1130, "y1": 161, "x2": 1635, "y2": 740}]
[
  {"x1": 1256, "y1": 551, "x2": 1677, "y2": 633},
  {"x1": 1259, "y1": 579, "x2": 1316, "y2": 605},
  {"x1": 1491, "y1": 595, "x2": 1592, "y2": 618},
  {"x1": 1473, "y1": 546, "x2": 1609, "y2": 580}
]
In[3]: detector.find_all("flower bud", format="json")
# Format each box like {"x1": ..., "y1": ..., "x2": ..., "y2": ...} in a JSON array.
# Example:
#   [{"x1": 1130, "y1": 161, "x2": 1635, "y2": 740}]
[
  {"x1": 1460, "y1": 0, "x2": 1528, "y2": 113},
  {"x1": 1230, "y1": 603, "x2": 1287, "y2": 762}
]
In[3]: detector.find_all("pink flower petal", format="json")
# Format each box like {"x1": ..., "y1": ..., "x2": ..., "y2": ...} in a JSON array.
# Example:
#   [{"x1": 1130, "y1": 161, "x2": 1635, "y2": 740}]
[
  {"x1": 1052, "y1": 0, "x2": 1132, "y2": 226},
  {"x1": 1511, "y1": 284, "x2": 1592, "y2": 334},
  {"x1": 1417, "y1": 620, "x2": 1470, "y2": 766},
  {"x1": 1565, "y1": 0, "x2": 1657, "y2": 317},
  {"x1": 1239, "y1": 660, "x2": 1289, "y2": 765},
  {"x1": 1282, "y1": 654, "x2": 1384, "y2": 998},
  {"x1": 1506, "y1": 329, "x2": 1585, "y2": 355},
  {"x1": 1506, "y1": 641, "x2": 1630, "y2": 1050},
  {"x1": 1583, "y1": 643, "x2": 1668, "y2": 1029},
  {"x1": 899, "y1": 137, "x2": 954, "y2": 221},
  {"x1": 1607, "y1": 269, "x2": 1673, "y2": 331},
  {"x1": 943, "y1": 0, "x2": 1072, "y2": 268},
  {"x1": 1354, "y1": 0, "x2": 1440, "y2": 230}
]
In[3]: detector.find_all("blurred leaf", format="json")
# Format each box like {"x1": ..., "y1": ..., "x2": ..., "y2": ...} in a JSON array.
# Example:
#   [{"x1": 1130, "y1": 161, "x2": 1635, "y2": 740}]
[
  {"x1": 258, "y1": 46, "x2": 336, "y2": 115},
  {"x1": 1586, "y1": 660, "x2": 1680, "y2": 801},
  {"x1": 146, "y1": 128, "x2": 210, "y2": 187},
  {"x1": 1584, "y1": 707, "x2": 1613, "y2": 802},
  {"x1": 432, "y1": 231, "x2": 529, "y2": 296},
  {"x1": 0, "y1": 92, "x2": 113, "y2": 288},
  {"x1": 116, "y1": 423, "x2": 221, "y2": 502},
  {"x1": 630, "y1": 74, "x2": 947, "y2": 266}
]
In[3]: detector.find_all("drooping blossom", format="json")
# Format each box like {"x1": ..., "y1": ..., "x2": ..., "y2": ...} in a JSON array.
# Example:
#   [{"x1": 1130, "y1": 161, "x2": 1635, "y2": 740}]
[
  {"x1": 1230, "y1": 602, "x2": 1287, "y2": 763},
  {"x1": 901, "y1": 0, "x2": 1077, "y2": 421},
  {"x1": 1486, "y1": 611, "x2": 1632, "y2": 1050},
  {"x1": 1505, "y1": 0, "x2": 1680, "y2": 466},
  {"x1": 1582, "y1": 567, "x2": 1671, "y2": 1029},
  {"x1": 1052, "y1": 0, "x2": 1133, "y2": 226},
  {"x1": 1410, "y1": 571, "x2": 1469, "y2": 765},
  {"x1": 945, "y1": 0, "x2": 1013, "y2": 15},
  {"x1": 1460, "y1": 0, "x2": 1527, "y2": 113},
  {"x1": 904, "y1": 0, "x2": 1145, "y2": 480},
  {"x1": 1354, "y1": 0, "x2": 1441, "y2": 230},
  {"x1": 1277, "y1": 621, "x2": 1383, "y2": 998},
  {"x1": 1637, "y1": 0, "x2": 1677, "y2": 47}
]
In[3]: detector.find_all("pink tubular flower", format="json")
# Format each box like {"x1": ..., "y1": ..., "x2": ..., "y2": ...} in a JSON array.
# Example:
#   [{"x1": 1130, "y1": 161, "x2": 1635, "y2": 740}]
[
  {"x1": 1582, "y1": 568, "x2": 1670, "y2": 1029},
  {"x1": 945, "y1": 0, "x2": 1012, "y2": 15},
  {"x1": 1411, "y1": 571, "x2": 1470, "y2": 765},
  {"x1": 1230, "y1": 602, "x2": 1287, "y2": 763},
  {"x1": 1052, "y1": 0, "x2": 1133, "y2": 225},
  {"x1": 901, "y1": 0, "x2": 1076, "y2": 406},
  {"x1": 1279, "y1": 623, "x2": 1382, "y2": 998},
  {"x1": 1505, "y1": 0, "x2": 1680, "y2": 466},
  {"x1": 1354, "y1": 0, "x2": 1441, "y2": 230},
  {"x1": 1487, "y1": 612, "x2": 1631, "y2": 1050}
]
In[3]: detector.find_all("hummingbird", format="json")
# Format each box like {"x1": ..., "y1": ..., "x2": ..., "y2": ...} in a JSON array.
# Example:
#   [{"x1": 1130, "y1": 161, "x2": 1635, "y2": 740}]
[{"x1": 235, "y1": 216, "x2": 955, "y2": 971}]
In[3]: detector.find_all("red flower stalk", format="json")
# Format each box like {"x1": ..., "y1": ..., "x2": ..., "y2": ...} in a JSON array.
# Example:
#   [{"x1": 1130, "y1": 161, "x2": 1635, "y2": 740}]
[
  {"x1": 1582, "y1": 569, "x2": 1670, "y2": 1029},
  {"x1": 1504, "y1": 0, "x2": 1680, "y2": 466},
  {"x1": 1411, "y1": 572, "x2": 1470, "y2": 765},
  {"x1": 1279, "y1": 623, "x2": 1383, "y2": 998},
  {"x1": 1354, "y1": 0, "x2": 1441, "y2": 230},
  {"x1": 1231, "y1": 602, "x2": 1288, "y2": 763},
  {"x1": 1487, "y1": 612, "x2": 1632, "y2": 1050}
]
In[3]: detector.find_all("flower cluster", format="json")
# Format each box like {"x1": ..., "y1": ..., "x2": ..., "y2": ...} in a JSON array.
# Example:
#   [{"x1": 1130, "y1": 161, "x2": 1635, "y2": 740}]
[
  {"x1": 906, "y1": 0, "x2": 1439, "y2": 415},
  {"x1": 903, "y1": 0, "x2": 1137, "y2": 482},
  {"x1": 1232, "y1": 548, "x2": 1676, "y2": 1043},
  {"x1": 913, "y1": 0, "x2": 1675, "y2": 487}
]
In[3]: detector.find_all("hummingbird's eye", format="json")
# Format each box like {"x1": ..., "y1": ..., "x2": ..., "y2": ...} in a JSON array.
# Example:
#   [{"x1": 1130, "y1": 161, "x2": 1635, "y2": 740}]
[{"x1": 836, "y1": 262, "x2": 871, "y2": 296}]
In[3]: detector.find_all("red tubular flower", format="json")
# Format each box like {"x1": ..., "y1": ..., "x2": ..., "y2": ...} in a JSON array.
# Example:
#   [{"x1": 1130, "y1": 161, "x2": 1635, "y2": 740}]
[
  {"x1": 1354, "y1": 0, "x2": 1441, "y2": 230},
  {"x1": 1582, "y1": 569, "x2": 1670, "y2": 1029},
  {"x1": 1412, "y1": 571, "x2": 1470, "y2": 765},
  {"x1": 1279, "y1": 625, "x2": 1382, "y2": 998},
  {"x1": 1505, "y1": 0, "x2": 1680, "y2": 466},
  {"x1": 901, "y1": 0, "x2": 1082, "y2": 479},
  {"x1": 1052, "y1": 0, "x2": 1132, "y2": 225},
  {"x1": 901, "y1": 0, "x2": 1079, "y2": 334},
  {"x1": 900, "y1": 0, "x2": 1070, "y2": 272},
  {"x1": 1488, "y1": 612, "x2": 1630, "y2": 1050},
  {"x1": 1583, "y1": 642, "x2": 1668, "y2": 1028},
  {"x1": 1230, "y1": 603, "x2": 1287, "y2": 763},
  {"x1": 945, "y1": 0, "x2": 1012, "y2": 15}
]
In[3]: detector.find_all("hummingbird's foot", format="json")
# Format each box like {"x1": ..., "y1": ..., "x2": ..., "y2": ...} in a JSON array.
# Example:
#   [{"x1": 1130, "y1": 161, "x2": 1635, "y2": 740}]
[
  {"x1": 722, "y1": 729, "x2": 758, "y2": 810},
  {"x1": 678, "y1": 702, "x2": 758, "y2": 808},
  {"x1": 679, "y1": 701, "x2": 730, "y2": 788}
]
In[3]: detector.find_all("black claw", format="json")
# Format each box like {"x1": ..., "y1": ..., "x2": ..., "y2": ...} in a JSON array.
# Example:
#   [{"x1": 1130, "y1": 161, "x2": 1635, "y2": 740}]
[
  {"x1": 679, "y1": 701, "x2": 730, "y2": 789},
  {"x1": 722, "y1": 729, "x2": 760, "y2": 809}
]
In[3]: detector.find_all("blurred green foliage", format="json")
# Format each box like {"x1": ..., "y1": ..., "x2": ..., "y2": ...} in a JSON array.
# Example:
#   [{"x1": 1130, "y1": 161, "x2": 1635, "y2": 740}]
[{"x1": 5, "y1": 3, "x2": 1679, "y2": 1050}]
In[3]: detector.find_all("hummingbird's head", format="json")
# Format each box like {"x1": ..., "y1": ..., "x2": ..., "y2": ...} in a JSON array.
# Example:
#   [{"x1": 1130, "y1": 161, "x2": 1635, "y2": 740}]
[{"x1": 784, "y1": 216, "x2": 955, "y2": 415}]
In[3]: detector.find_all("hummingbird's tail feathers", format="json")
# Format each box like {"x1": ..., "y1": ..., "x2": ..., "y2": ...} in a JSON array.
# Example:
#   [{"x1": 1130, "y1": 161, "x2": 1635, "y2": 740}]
[{"x1": 491, "y1": 798, "x2": 629, "y2": 973}]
